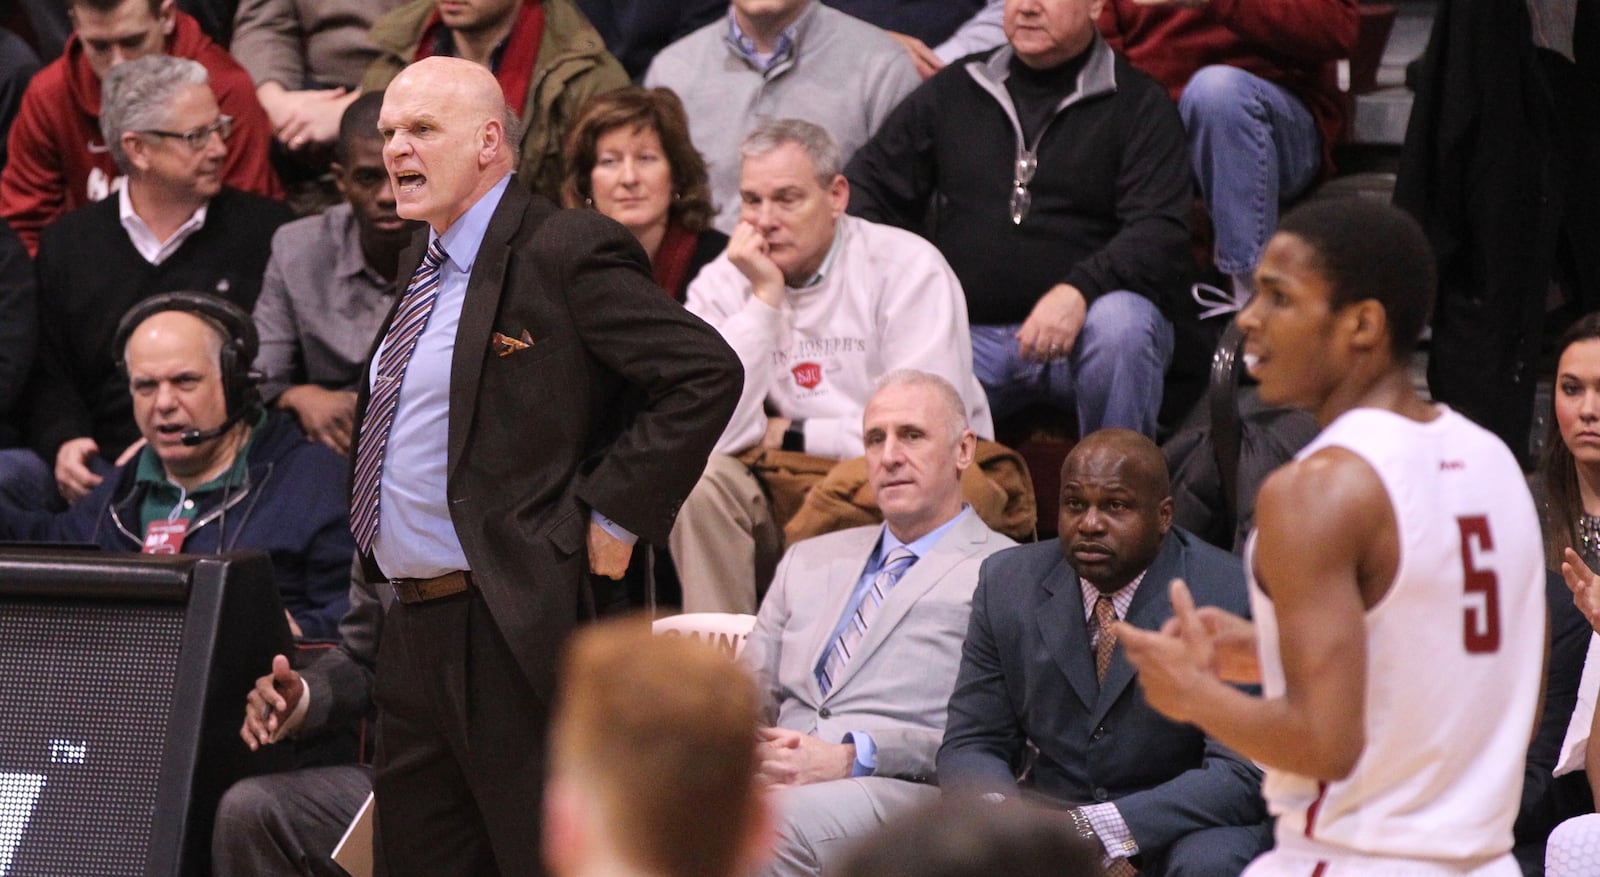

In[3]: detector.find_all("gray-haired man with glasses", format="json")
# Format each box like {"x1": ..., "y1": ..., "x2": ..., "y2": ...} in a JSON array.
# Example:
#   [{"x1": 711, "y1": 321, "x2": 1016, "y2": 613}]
[
  {"x1": 3, "y1": 53, "x2": 291, "y2": 515},
  {"x1": 141, "y1": 113, "x2": 233, "y2": 149},
  {"x1": 844, "y1": 0, "x2": 1191, "y2": 442}
]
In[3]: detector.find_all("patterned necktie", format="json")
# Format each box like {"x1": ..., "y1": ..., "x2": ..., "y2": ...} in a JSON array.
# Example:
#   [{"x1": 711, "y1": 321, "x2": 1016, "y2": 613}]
[
  {"x1": 1094, "y1": 596, "x2": 1118, "y2": 685},
  {"x1": 350, "y1": 239, "x2": 448, "y2": 554},
  {"x1": 818, "y1": 546, "x2": 916, "y2": 694}
]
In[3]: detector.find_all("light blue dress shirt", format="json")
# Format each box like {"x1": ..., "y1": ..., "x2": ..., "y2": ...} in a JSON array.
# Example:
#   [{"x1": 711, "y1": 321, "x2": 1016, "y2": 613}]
[
  {"x1": 824, "y1": 507, "x2": 968, "y2": 776},
  {"x1": 369, "y1": 175, "x2": 509, "y2": 579},
  {"x1": 369, "y1": 175, "x2": 635, "y2": 580}
]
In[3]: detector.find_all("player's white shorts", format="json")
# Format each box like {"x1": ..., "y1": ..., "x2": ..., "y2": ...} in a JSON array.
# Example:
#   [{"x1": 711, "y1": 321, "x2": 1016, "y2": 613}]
[{"x1": 1243, "y1": 838, "x2": 1520, "y2": 877}]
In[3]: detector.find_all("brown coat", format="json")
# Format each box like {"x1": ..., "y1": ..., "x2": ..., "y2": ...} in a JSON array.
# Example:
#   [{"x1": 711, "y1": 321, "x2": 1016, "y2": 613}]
[
  {"x1": 748, "y1": 440, "x2": 1038, "y2": 546},
  {"x1": 361, "y1": 0, "x2": 628, "y2": 200}
]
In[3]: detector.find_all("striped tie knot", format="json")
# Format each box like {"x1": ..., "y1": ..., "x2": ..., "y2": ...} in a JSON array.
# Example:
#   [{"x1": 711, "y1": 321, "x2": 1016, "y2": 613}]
[
  {"x1": 878, "y1": 546, "x2": 916, "y2": 583},
  {"x1": 423, "y1": 238, "x2": 447, "y2": 270}
]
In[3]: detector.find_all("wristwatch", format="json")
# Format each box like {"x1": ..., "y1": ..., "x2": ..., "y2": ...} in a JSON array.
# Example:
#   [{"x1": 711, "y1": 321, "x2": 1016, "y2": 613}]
[
  {"x1": 1068, "y1": 807, "x2": 1100, "y2": 844},
  {"x1": 781, "y1": 421, "x2": 806, "y2": 452}
]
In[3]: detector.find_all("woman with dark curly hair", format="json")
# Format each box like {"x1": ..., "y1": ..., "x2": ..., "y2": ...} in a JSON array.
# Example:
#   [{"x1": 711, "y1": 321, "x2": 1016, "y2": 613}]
[{"x1": 562, "y1": 87, "x2": 726, "y2": 302}]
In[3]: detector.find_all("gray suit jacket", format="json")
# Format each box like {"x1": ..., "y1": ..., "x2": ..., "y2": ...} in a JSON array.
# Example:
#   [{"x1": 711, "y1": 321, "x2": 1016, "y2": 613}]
[
  {"x1": 299, "y1": 561, "x2": 382, "y2": 737},
  {"x1": 744, "y1": 507, "x2": 1014, "y2": 781}
]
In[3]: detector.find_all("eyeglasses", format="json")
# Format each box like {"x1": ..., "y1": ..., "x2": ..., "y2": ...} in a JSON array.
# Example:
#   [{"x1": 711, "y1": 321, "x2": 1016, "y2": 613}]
[
  {"x1": 1010, "y1": 151, "x2": 1037, "y2": 226},
  {"x1": 141, "y1": 115, "x2": 234, "y2": 151}
]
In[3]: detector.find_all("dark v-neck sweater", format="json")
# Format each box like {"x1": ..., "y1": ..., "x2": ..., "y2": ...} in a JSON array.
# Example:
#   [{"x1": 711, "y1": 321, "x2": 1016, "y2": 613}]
[{"x1": 25, "y1": 187, "x2": 292, "y2": 461}]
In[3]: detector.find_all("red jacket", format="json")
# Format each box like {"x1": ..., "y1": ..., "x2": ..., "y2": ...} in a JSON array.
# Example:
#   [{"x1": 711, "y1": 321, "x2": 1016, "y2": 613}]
[
  {"x1": 1098, "y1": 0, "x2": 1360, "y2": 177},
  {"x1": 0, "y1": 11, "x2": 283, "y2": 256}
]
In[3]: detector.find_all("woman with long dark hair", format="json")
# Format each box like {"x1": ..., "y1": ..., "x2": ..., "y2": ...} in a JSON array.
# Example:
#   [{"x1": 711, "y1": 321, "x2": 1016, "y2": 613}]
[
  {"x1": 1539, "y1": 313, "x2": 1600, "y2": 571},
  {"x1": 1540, "y1": 313, "x2": 1600, "y2": 873}
]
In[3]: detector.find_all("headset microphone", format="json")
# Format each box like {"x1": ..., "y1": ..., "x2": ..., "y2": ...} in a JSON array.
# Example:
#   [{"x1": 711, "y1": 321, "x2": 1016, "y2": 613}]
[
  {"x1": 115, "y1": 292, "x2": 265, "y2": 450},
  {"x1": 179, "y1": 409, "x2": 247, "y2": 446}
]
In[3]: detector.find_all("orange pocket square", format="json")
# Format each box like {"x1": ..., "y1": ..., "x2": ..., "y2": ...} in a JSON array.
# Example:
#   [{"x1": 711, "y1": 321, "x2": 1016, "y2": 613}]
[{"x1": 491, "y1": 330, "x2": 534, "y2": 357}]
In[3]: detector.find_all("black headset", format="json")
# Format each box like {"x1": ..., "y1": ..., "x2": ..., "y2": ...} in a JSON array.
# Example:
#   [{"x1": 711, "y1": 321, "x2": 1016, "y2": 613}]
[{"x1": 113, "y1": 291, "x2": 263, "y2": 440}]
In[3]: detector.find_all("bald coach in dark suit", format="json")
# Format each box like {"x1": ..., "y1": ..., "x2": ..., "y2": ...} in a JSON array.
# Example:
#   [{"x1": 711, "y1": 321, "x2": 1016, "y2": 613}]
[{"x1": 351, "y1": 58, "x2": 741, "y2": 877}]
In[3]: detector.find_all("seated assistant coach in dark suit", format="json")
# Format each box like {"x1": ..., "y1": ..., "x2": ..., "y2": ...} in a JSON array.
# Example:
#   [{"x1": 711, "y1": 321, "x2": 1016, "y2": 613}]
[
  {"x1": 938, "y1": 429, "x2": 1269, "y2": 876},
  {"x1": 352, "y1": 57, "x2": 742, "y2": 877}
]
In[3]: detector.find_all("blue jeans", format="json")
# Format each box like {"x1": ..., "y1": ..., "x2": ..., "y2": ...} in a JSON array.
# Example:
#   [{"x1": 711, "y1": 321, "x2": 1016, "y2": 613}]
[
  {"x1": 0, "y1": 447, "x2": 65, "y2": 513},
  {"x1": 1181, "y1": 65, "x2": 1322, "y2": 277},
  {"x1": 971, "y1": 290, "x2": 1174, "y2": 438},
  {"x1": 0, "y1": 446, "x2": 114, "y2": 512}
]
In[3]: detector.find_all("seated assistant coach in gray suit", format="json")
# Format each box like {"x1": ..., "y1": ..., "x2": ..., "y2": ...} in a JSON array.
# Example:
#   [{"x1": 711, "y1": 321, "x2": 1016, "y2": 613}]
[
  {"x1": 741, "y1": 370, "x2": 1015, "y2": 877},
  {"x1": 938, "y1": 429, "x2": 1270, "y2": 876}
]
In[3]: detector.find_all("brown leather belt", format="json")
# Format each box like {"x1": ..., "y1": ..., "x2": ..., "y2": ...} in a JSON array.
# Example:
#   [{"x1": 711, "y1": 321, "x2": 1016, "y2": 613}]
[{"x1": 389, "y1": 570, "x2": 473, "y2": 604}]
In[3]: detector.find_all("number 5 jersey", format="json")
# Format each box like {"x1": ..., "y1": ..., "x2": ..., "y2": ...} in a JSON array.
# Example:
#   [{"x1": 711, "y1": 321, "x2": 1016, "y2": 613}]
[{"x1": 1247, "y1": 405, "x2": 1546, "y2": 862}]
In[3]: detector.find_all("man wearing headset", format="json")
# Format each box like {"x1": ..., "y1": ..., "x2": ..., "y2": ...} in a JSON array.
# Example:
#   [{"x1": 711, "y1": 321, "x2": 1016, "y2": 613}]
[{"x1": 0, "y1": 292, "x2": 354, "y2": 639}]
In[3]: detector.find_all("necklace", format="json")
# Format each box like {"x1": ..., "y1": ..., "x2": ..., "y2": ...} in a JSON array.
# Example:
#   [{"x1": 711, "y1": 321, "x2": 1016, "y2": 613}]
[{"x1": 1579, "y1": 514, "x2": 1600, "y2": 565}]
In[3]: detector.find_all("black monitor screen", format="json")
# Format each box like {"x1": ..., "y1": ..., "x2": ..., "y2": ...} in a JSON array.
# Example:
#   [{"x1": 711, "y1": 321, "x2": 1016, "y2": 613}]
[{"x1": 0, "y1": 599, "x2": 185, "y2": 876}]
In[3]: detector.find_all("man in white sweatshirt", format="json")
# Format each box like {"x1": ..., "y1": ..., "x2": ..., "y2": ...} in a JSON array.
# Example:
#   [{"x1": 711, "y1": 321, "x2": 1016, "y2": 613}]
[{"x1": 675, "y1": 118, "x2": 992, "y2": 615}]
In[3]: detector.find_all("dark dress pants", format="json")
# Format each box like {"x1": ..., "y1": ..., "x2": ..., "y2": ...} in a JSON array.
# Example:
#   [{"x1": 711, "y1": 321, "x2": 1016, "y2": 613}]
[{"x1": 372, "y1": 589, "x2": 551, "y2": 877}]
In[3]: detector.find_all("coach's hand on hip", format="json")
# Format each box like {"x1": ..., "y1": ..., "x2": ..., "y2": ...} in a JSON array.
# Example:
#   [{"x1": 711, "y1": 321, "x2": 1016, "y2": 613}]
[{"x1": 588, "y1": 520, "x2": 632, "y2": 579}]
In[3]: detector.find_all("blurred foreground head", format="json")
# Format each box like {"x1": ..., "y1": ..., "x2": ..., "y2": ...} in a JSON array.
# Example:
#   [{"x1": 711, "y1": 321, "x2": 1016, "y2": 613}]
[
  {"x1": 836, "y1": 796, "x2": 1105, "y2": 877},
  {"x1": 545, "y1": 617, "x2": 770, "y2": 877}
]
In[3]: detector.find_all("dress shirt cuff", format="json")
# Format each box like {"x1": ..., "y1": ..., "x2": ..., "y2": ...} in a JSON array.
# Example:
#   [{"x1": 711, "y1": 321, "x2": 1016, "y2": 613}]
[
  {"x1": 842, "y1": 731, "x2": 877, "y2": 777},
  {"x1": 1081, "y1": 802, "x2": 1138, "y2": 861},
  {"x1": 269, "y1": 681, "x2": 313, "y2": 744},
  {"x1": 591, "y1": 511, "x2": 638, "y2": 546},
  {"x1": 801, "y1": 417, "x2": 852, "y2": 460}
]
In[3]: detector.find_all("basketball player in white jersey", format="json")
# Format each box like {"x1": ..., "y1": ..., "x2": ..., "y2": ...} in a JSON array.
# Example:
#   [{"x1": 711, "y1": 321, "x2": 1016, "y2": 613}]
[{"x1": 1117, "y1": 198, "x2": 1546, "y2": 876}]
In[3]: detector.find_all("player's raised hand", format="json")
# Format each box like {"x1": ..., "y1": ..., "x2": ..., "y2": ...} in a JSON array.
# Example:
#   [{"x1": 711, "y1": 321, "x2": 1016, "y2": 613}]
[
  {"x1": 1563, "y1": 547, "x2": 1600, "y2": 634},
  {"x1": 1115, "y1": 578, "x2": 1218, "y2": 723},
  {"x1": 1193, "y1": 605, "x2": 1260, "y2": 684}
]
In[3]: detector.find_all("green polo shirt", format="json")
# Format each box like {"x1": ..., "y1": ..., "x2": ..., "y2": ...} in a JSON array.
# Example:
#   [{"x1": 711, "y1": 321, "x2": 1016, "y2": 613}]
[{"x1": 135, "y1": 413, "x2": 265, "y2": 534}]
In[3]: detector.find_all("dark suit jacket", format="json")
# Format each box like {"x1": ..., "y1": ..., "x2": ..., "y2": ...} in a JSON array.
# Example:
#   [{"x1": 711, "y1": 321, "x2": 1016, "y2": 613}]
[
  {"x1": 299, "y1": 563, "x2": 383, "y2": 739},
  {"x1": 938, "y1": 529, "x2": 1266, "y2": 860},
  {"x1": 352, "y1": 181, "x2": 742, "y2": 697}
]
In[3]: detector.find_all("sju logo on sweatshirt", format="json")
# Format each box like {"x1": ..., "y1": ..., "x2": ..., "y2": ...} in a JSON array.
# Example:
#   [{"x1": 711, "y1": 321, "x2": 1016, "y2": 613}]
[{"x1": 791, "y1": 362, "x2": 823, "y2": 390}]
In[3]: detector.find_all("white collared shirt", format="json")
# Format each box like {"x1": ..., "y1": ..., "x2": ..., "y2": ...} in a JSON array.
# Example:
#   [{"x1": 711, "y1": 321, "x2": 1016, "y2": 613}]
[{"x1": 118, "y1": 185, "x2": 208, "y2": 265}]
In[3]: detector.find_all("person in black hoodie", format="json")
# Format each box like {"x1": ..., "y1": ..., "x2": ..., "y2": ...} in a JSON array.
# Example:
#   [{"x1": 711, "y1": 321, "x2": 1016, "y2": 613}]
[{"x1": 845, "y1": 0, "x2": 1191, "y2": 441}]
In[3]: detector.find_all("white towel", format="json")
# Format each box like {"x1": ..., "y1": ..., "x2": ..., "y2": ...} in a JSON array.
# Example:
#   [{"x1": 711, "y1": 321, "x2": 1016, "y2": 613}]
[{"x1": 1555, "y1": 632, "x2": 1600, "y2": 777}]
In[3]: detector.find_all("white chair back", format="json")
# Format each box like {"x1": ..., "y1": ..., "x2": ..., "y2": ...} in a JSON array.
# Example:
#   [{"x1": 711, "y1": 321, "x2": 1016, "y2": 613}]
[{"x1": 651, "y1": 613, "x2": 757, "y2": 657}]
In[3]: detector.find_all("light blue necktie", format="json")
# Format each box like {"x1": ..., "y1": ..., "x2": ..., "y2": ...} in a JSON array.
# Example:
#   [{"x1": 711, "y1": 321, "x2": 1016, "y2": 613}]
[{"x1": 818, "y1": 546, "x2": 917, "y2": 694}]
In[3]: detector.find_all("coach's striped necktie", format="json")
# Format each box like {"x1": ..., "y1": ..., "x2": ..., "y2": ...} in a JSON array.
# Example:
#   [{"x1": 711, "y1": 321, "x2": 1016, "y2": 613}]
[
  {"x1": 350, "y1": 238, "x2": 448, "y2": 554},
  {"x1": 818, "y1": 546, "x2": 917, "y2": 694}
]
